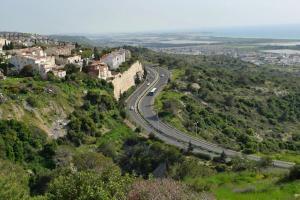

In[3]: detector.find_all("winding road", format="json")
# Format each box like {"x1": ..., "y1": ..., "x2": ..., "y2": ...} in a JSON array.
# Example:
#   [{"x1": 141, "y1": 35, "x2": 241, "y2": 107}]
[{"x1": 126, "y1": 66, "x2": 295, "y2": 169}]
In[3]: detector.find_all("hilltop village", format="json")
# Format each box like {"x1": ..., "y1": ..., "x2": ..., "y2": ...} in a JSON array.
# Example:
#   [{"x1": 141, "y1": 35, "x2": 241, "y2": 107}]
[{"x1": 0, "y1": 32, "x2": 144, "y2": 99}]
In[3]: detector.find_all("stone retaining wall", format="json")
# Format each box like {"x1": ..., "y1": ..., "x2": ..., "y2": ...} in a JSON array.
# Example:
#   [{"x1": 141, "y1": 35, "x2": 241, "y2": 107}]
[{"x1": 112, "y1": 61, "x2": 144, "y2": 100}]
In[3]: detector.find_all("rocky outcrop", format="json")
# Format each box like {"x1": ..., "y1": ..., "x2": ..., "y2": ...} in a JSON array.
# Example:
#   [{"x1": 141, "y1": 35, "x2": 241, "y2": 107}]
[{"x1": 112, "y1": 61, "x2": 144, "y2": 100}]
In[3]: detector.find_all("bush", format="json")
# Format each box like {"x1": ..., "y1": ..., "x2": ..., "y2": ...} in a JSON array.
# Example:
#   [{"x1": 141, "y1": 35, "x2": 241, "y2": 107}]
[
  {"x1": 170, "y1": 158, "x2": 215, "y2": 180},
  {"x1": 0, "y1": 159, "x2": 31, "y2": 200},
  {"x1": 288, "y1": 164, "x2": 300, "y2": 181},
  {"x1": 257, "y1": 156, "x2": 273, "y2": 168},
  {"x1": 26, "y1": 96, "x2": 39, "y2": 107},
  {"x1": 0, "y1": 120, "x2": 48, "y2": 166},
  {"x1": 73, "y1": 152, "x2": 116, "y2": 172},
  {"x1": 47, "y1": 169, "x2": 132, "y2": 200},
  {"x1": 64, "y1": 64, "x2": 81, "y2": 74},
  {"x1": 98, "y1": 142, "x2": 117, "y2": 159},
  {"x1": 19, "y1": 65, "x2": 36, "y2": 77},
  {"x1": 119, "y1": 138, "x2": 183, "y2": 177},
  {"x1": 230, "y1": 157, "x2": 256, "y2": 172}
]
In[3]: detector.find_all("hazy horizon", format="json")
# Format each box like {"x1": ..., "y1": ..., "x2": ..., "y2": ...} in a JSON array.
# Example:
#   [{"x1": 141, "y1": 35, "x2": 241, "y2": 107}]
[{"x1": 1, "y1": 0, "x2": 300, "y2": 36}]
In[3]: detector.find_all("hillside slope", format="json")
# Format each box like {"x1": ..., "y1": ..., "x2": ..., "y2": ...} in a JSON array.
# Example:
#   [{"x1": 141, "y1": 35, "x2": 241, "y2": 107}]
[{"x1": 0, "y1": 77, "x2": 84, "y2": 138}]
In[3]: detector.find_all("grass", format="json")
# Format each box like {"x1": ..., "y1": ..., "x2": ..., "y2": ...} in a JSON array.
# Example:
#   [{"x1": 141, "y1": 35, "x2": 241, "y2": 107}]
[
  {"x1": 154, "y1": 90, "x2": 188, "y2": 132},
  {"x1": 215, "y1": 182, "x2": 300, "y2": 200},
  {"x1": 154, "y1": 90, "x2": 184, "y2": 110},
  {"x1": 97, "y1": 113, "x2": 136, "y2": 152},
  {"x1": 256, "y1": 151, "x2": 300, "y2": 164},
  {"x1": 170, "y1": 68, "x2": 185, "y2": 81},
  {"x1": 185, "y1": 171, "x2": 300, "y2": 200}
]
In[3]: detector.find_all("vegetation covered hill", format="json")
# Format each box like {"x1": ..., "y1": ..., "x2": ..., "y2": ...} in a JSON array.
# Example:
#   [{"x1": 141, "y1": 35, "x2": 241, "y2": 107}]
[
  {"x1": 0, "y1": 47, "x2": 300, "y2": 200},
  {"x1": 0, "y1": 77, "x2": 83, "y2": 137},
  {"x1": 143, "y1": 51, "x2": 300, "y2": 160},
  {"x1": 48, "y1": 35, "x2": 94, "y2": 46},
  {"x1": 0, "y1": 70, "x2": 201, "y2": 199}
]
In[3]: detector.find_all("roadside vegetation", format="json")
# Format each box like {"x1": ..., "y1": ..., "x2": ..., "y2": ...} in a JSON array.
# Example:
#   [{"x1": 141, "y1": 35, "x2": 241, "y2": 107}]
[{"x1": 140, "y1": 49, "x2": 300, "y2": 162}]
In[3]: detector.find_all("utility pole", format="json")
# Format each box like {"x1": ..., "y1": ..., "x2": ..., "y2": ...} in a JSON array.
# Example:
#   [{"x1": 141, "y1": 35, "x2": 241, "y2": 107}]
[
  {"x1": 157, "y1": 113, "x2": 160, "y2": 131},
  {"x1": 194, "y1": 121, "x2": 199, "y2": 134}
]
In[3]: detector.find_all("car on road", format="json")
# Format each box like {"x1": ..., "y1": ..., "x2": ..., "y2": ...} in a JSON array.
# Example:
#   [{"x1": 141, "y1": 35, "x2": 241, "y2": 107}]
[
  {"x1": 147, "y1": 82, "x2": 150, "y2": 86},
  {"x1": 148, "y1": 88, "x2": 157, "y2": 96},
  {"x1": 130, "y1": 106, "x2": 134, "y2": 110},
  {"x1": 160, "y1": 74, "x2": 165, "y2": 77}
]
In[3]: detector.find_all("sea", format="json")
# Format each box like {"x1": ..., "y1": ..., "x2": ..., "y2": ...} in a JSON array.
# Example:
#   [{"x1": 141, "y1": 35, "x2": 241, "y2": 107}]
[{"x1": 199, "y1": 24, "x2": 300, "y2": 40}]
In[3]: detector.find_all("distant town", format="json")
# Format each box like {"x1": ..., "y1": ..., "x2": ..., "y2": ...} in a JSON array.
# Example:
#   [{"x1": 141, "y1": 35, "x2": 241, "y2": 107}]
[
  {"x1": 88, "y1": 31, "x2": 300, "y2": 67},
  {"x1": 152, "y1": 45, "x2": 300, "y2": 67}
]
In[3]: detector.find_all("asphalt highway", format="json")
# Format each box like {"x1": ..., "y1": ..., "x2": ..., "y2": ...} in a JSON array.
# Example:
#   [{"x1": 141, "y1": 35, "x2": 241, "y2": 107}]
[{"x1": 126, "y1": 66, "x2": 295, "y2": 169}]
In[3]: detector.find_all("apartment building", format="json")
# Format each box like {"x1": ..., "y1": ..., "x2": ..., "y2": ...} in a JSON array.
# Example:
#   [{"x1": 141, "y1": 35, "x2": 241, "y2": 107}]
[
  {"x1": 9, "y1": 47, "x2": 65, "y2": 78},
  {"x1": 101, "y1": 49, "x2": 130, "y2": 70}
]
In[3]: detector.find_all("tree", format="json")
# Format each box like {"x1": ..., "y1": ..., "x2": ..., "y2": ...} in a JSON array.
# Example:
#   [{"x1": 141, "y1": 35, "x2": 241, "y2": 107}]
[
  {"x1": 224, "y1": 95, "x2": 235, "y2": 106},
  {"x1": 230, "y1": 156, "x2": 256, "y2": 172},
  {"x1": 98, "y1": 142, "x2": 117, "y2": 159},
  {"x1": 134, "y1": 75, "x2": 141, "y2": 85},
  {"x1": 26, "y1": 96, "x2": 39, "y2": 107},
  {"x1": 81, "y1": 49, "x2": 93, "y2": 59},
  {"x1": 257, "y1": 156, "x2": 273, "y2": 168},
  {"x1": 288, "y1": 164, "x2": 300, "y2": 181},
  {"x1": 82, "y1": 59, "x2": 88, "y2": 73},
  {"x1": 47, "y1": 169, "x2": 132, "y2": 200},
  {"x1": 220, "y1": 151, "x2": 228, "y2": 163},
  {"x1": 75, "y1": 42, "x2": 80, "y2": 49},
  {"x1": 73, "y1": 152, "x2": 116, "y2": 172},
  {"x1": 0, "y1": 120, "x2": 48, "y2": 164},
  {"x1": 94, "y1": 47, "x2": 100, "y2": 60},
  {"x1": 135, "y1": 126, "x2": 141, "y2": 133},
  {"x1": 19, "y1": 65, "x2": 35, "y2": 77},
  {"x1": 47, "y1": 71, "x2": 59, "y2": 82},
  {"x1": 9, "y1": 42, "x2": 14, "y2": 50},
  {"x1": 48, "y1": 172, "x2": 111, "y2": 200},
  {"x1": 0, "y1": 159, "x2": 31, "y2": 200},
  {"x1": 119, "y1": 139, "x2": 183, "y2": 177},
  {"x1": 187, "y1": 141, "x2": 193, "y2": 153},
  {"x1": 64, "y1": 63, "x2": 80, "y2": 74},
  {"x1": 170, "y1": 158, "x2": 215, "y2": 180},
  {"x1": 2, "y1": 41, "x2": 8, "y2": 50},
  {"x1": 2, "y1": 41, "x2": 13, "y2": 50}
]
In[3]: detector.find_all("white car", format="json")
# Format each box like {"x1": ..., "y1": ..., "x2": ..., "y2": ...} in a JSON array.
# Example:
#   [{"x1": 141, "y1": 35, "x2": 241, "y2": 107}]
[
  {"x1": 130, "y1": 106, "x2": 135, "y2": 111},
  {"x1": 147, "y1": 83, "x2": 150, "y2": 86},
  {"x1": 160, "y1": 74, "x2": 165, "y2": 77}
]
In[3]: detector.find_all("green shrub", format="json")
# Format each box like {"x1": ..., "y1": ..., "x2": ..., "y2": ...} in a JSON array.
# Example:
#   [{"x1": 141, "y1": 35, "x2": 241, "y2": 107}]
[{"x1": 26, "y1": 96, "x2": 39, "y2": 107}]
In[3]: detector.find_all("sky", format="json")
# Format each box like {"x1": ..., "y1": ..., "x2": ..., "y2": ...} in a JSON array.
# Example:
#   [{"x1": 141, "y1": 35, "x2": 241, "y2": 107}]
[{"x1": 0, "y1": 0, "x2": 300, "y2": 34}]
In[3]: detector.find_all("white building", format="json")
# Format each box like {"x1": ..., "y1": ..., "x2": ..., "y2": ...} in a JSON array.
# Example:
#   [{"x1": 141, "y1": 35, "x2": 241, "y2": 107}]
[
  {"x1": 9, "y1": 47, "x2": 64, "y2": 78},
  {"x1": 53, "y1": 69, "x2": 67, "y2": 78},
  {"x1": 101, "y1": 49, "x2": 128, "y2": 70},
  {"x1": 67, "y1": 55, "x2": 81, "y2": 64}
]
